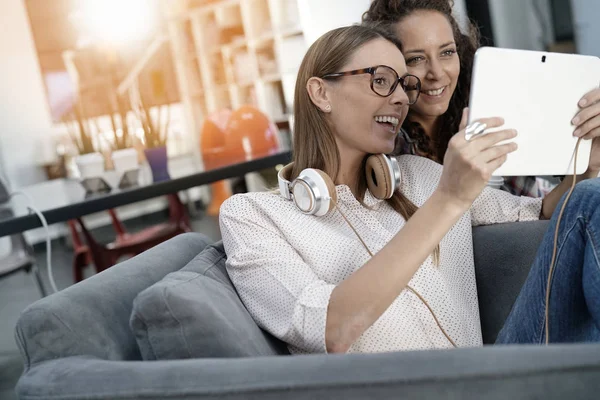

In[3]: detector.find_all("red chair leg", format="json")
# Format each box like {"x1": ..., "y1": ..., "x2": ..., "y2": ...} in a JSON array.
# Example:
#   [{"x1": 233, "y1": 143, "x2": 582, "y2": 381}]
[
  {"x1": 108, "y1": 209, "x2": 128, "y2": 239},
  {"x1": 69, "y1": 220, "x2": 97, "y2": 282},
  {"x1": 73, "y1": 251, "x2": 87, "y2": 283},
  {"x1": 167, "y1": 194, "x2": 192, "y2": 232}
]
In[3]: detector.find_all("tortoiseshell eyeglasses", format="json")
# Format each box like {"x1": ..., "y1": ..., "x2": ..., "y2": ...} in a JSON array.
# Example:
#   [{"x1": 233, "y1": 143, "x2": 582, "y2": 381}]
[{"x1": 322, "y1": 65, "x2": 421, "y2": 105}]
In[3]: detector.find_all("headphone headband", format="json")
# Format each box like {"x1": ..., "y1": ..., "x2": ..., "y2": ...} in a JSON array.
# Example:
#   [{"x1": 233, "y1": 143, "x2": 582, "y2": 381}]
[{"x1": 278, "y1": 164, "x2": 294, "y2": 200}]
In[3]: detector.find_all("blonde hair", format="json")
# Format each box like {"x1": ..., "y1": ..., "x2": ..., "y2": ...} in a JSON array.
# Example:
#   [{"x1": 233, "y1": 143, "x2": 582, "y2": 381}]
[{"x1": 291, "y1": 25, "x2": 439, "y2": 263}]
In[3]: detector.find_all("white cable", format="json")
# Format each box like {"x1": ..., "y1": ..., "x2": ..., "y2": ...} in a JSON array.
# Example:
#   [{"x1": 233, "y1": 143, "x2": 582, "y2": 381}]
[{"x1": 9, "y1": 191, "x2": 58, "y2": 294}]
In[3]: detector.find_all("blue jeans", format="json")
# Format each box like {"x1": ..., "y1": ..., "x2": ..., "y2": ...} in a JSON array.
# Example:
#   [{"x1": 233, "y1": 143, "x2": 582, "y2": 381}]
[{"x1": 496, "y1": 178, "x2": 600, "y2": 344}]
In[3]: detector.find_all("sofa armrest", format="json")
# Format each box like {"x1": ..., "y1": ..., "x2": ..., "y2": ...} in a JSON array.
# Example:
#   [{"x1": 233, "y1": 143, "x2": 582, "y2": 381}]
[
  {"x1": 15, "y1": 232, "x2": 213, "y2": 368},
  {"x1": 472, "y1": 220, "x2": 550, "y2": 343},
  {"x1": 17, "y1": 344, "x2": 600, "y2": 400}
]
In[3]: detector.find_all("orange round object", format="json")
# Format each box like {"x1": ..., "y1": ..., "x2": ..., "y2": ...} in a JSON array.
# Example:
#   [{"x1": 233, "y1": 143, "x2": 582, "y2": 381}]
[
  {"x1": 224, "y1": 105, "x2": 280, "y2": 161},
  {"x1": 200, "y1": 108, "x2": 232, "y2": 169}
]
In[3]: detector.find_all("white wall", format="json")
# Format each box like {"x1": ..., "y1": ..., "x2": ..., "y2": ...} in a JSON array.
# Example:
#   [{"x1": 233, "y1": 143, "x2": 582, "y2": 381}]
[
  {"x1": 0, "y1": 0, "x2": 57, "y2": 189},
  {"x1": 488, "y1": 0, "x2": 554, "y2": 50},
  {"x1": 297, "y1": 0, "x2": 371, "y2": 46},
  {"x1": 298, "y1": 0, "x2": 472, "y2": 46},
  {"x1": 571, "y1": 0, "x2": 600, "y2": 56}
]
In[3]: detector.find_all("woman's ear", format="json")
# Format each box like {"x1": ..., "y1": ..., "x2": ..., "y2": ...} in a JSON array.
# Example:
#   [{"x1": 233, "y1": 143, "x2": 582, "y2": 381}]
[{"x1": 307, "y1": 77, "x2": 332, "y2": 113}]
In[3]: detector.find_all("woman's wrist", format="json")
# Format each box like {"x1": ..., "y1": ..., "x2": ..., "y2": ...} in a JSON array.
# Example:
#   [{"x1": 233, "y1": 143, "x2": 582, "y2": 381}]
[{"x1": 430, "y1": 189, "x2": 471, "y2": 218}]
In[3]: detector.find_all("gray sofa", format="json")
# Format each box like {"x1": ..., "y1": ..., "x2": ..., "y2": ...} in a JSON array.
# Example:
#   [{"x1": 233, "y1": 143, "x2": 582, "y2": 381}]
[{"x1": 14, "y1": 220, "x2": 600, "y2": 399}]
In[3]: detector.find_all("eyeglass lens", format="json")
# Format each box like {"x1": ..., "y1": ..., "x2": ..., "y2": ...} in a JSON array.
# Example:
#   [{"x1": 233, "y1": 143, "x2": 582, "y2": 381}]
[{"x1": 372, "y1": 66, "x2": 420, "y2": 104}]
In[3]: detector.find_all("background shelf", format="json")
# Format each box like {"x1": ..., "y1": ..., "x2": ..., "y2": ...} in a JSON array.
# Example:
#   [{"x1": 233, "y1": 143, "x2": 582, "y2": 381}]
[{"x1": 165, "y1": 0, "x2": 307, "y2": 151}]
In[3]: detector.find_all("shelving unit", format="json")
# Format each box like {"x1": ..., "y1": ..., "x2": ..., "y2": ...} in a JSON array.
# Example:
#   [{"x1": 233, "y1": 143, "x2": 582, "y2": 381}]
[{"x1": 164, "y1": 0, "x2": 306, "y2": 149}]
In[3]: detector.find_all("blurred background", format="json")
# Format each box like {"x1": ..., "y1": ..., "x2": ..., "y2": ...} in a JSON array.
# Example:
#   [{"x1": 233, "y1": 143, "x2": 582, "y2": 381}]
[{"x1": 0, "y1": 1, "x2": 599, "y2": 398}]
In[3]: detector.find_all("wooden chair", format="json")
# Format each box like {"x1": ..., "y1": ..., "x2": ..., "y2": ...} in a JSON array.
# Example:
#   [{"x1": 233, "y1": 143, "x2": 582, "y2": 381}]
[{"x1": 69, "y1": 194, "x2": 192, "y2": 282}]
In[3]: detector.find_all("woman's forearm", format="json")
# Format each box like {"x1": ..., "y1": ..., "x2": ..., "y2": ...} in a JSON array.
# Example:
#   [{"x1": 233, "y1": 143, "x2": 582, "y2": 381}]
[
  {"x1": 325, "y1": 190, "x2": 467, "y2": 353},
  {"x1": 541, "y1": 168, "x2": 600, "y2": 219}
]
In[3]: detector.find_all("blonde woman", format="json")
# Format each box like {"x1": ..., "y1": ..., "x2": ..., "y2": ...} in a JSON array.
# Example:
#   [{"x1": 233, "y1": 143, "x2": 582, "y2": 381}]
[{"x1": 220, "y1": 25, "x2": 600, "y2": 354}]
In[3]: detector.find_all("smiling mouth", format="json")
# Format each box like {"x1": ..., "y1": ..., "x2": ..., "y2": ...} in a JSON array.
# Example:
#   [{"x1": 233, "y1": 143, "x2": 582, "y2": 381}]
[
  {"x1": 422, "y1": 86, "x2": 447, "y2": 96},
  {"x1": 374, "y1": 115, "x2": 399, "y2": 133}
]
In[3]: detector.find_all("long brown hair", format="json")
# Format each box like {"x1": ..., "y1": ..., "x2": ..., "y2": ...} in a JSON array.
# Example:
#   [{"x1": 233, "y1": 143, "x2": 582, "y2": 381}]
[
  {"x1": 292, "y1": 25, "x2": 439, "y2": 262},
  {"x1": 362, "y1": 0, "x2": 480, "y2": 162}
]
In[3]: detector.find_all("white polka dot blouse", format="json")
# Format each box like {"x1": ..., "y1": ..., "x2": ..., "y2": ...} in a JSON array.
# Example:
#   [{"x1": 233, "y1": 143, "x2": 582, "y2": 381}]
[{"x1": 219, "y1": 155, "x2": 542, "y2": 354}]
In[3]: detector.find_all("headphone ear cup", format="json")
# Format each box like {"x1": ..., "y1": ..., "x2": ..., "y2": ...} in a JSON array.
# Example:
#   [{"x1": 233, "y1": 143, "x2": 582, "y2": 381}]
[
  {"x1": 293, "y1": 169, "x2": 336, "y2": 216},
  {"x1": 365, "y1": 154, "x2": 394, "y2": 199}
]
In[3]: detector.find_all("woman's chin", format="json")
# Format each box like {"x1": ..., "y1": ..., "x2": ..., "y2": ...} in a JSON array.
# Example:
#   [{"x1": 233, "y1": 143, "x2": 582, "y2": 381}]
[
  {"x1": 369, "y1": 141, "x2": 396, "y2": 156},
  {"x1": 413, "y1": 103, "x2": 450, "y2": 118}
]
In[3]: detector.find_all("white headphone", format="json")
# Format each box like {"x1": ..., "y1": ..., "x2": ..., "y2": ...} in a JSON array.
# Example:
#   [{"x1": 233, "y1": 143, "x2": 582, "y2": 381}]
[{"x1": 278, "y1": 154, "x2": 401, "y2": 216}]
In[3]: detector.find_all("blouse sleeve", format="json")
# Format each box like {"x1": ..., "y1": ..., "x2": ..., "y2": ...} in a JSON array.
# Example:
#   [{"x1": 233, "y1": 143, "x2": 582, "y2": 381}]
[
  {"x1": 219, "y1": 195, "x2": 335, "y2": 354},
  {"x1": 470, "y1": 186, "x2": 542, "y2": 226},
  {"x1": 394, "y1": 155, "x2": 542, "y2": 227}
]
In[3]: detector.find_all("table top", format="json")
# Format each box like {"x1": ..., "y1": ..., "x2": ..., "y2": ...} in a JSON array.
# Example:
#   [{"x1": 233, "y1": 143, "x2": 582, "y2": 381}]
[{"x1": 0, "y1": 151, "x2": 292, "y2": 237}]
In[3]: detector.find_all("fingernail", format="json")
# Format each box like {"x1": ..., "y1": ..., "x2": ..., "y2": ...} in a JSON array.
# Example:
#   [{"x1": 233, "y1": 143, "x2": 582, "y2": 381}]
[
  {"x1": 572, "y1": 117, "x2": 580, "y2": 125},
  {"x1": 580, "y1": 99, "x2": 588, "y2": 107},
  {"x1": 574, "y1": 129, "x2": 581, "y2": 137}
]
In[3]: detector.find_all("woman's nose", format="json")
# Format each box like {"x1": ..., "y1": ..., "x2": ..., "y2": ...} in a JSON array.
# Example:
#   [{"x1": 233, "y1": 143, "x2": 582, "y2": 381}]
[
  {"x1": 426, "y1": 59, "x2": 444, "y2": 80},
  {"x1": 390, "y1": 83, "x2": 410, "y2": 105}
]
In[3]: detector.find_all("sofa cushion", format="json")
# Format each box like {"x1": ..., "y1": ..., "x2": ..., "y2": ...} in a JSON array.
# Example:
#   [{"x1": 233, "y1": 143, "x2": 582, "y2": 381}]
[
  {"x1": 15, "y1": 232, "x2": 213, "y2": 366},
  {"x1": 130, "y1": 241, "x2": 289, "y2": 360},
  {"x1": 473, "y1": 220, "x2": 550, "y2": 344}
]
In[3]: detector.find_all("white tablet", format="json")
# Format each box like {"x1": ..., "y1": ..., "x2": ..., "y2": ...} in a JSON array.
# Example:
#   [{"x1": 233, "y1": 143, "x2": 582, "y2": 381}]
[{"x1": 467, "y1": 47, "x2": 600, "y2": 176}]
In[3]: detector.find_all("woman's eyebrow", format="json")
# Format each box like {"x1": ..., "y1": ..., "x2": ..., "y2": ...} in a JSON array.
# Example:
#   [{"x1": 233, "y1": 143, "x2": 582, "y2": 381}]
[{"x1": 404, "y1": 41, "x2": 456, "y2": 54}]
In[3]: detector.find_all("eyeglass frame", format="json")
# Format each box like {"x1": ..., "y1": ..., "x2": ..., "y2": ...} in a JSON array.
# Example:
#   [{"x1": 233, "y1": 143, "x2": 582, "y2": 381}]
[{"x1": 321, "y1": 65, "x2": 421, "y2": 104}]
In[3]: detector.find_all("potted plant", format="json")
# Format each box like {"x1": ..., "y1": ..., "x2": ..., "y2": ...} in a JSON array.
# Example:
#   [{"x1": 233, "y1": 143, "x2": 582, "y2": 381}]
[
  {"x1": 108, "y1": 95, "x2": 139, "y2": 175},
  {"x1": 132, "y1": 89, "x2": 171, "y2": 182},
  {"x1": 66, "y1": 104, "x2": 105, "y2": 181}
]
